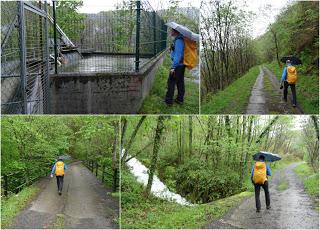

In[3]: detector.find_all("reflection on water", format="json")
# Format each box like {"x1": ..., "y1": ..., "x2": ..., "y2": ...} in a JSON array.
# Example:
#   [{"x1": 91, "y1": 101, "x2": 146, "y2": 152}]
[
  {"x1": 123, "y1": 149, "x2": 192, "y2": 206},
  {"x1": 60, "y1": 55, "x2": 149, "y2": 73}
]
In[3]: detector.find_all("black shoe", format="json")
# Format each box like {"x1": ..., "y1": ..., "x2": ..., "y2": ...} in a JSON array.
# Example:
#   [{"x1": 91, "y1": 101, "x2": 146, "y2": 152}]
[
  {"x1": 256, "y1": 209, "x2": 260, "y2": 213},
  {"x1": 292, "y1": 104, "x2": 296, "y2": 107},
  {"x1": 174, "y1": 99, "x2": 183, "y2": 105},
  {"x1": 163, "y1": 100, "x2": 173, "y2": 106},
  {"x1": 59, "y1": 191, "x2": 62, "y2": 196},
  {"x1": 283, "y1": 98, "x2": 287, "y2": 102},
  {"x1": 266, "y1": 206, "x2": 271, "y2": 209}
]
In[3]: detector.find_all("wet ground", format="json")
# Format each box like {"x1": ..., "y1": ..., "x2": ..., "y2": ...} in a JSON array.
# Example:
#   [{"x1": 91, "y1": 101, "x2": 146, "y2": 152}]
[
  {"x1": 206, "y1": 163, "x2": 319, "y2": 229},
  {"x1": 246, "y1": 66, "x2": 303, "y2": 114},
  {"x1": 10, "y1": 162, "x2": 118, "y2": 229},
  {"x1": 59, "y1": 55, "x2": 149, "y2": 73}
]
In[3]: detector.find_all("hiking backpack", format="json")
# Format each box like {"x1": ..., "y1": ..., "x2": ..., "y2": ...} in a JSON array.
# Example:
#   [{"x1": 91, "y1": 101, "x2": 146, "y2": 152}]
[
  {"x1": 55, "y1": 161, "x2": 65, "y2": 176},
  {"x1": 252, "y1": 162, "x2": 267, "y2": 185},
  {"x1": 176, "y1": 37, "x2": 198, "y2": 70},
  {"x1": 287, "y1": 66, "x2": 297, "y2": 84}
]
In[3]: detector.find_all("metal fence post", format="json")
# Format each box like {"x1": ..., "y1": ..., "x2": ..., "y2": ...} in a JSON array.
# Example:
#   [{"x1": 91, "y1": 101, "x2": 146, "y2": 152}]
[
  {"x1": 135, "y1": 0, "x2": 141, "y2": 72},
  {"x1": 4, "y1": 175, "x2": 8, "y2": 196},
  {"x1": 153, "y1": 11, "x2": 156, "y2": 56},
  {"x1": 18, "y1": 1, "x2": 27, "y2": 114},
  {"x1": 43, "y1": 0, "x2": 51, "y2": 114},
  {"x1": 113, "y1": 168, "x2": 118, "y2": 192},
  {"x1": 52, "y1": 0, "x2": 58, "y2": 74}
]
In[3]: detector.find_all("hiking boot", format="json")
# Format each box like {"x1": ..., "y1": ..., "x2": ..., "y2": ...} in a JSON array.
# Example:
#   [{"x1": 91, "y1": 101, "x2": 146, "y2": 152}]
[
  {"x1": 174, "y1": 99, "x2": 183, "y2": 105},
  {"x1": 292, "y1": 104, "x2": 296, "y2": 107},
  {"x1": 256, "y1": 209, "x2": 260, "y2": 213},
  {"x1": 162, "y1": 100, "x2": 173, "y2": 106},
  {"x1": 266, "y1": 206, "x2": 271, "y2": 209},
  {"x1": 59, "y1": 191, "x2": 62, "y2": 196}
]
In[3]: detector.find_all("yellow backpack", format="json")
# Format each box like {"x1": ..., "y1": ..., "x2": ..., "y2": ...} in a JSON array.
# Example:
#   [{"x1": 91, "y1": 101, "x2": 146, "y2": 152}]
[
  {"x1": 253, "y1": 162, "x2": 267, "y2": 185},
  {"x1": 55, "y1": 161, "x2": 65, "y2": 176},
  {"x1": 287, "y1": 66, "x2": 297, "y2": 84},
  {"x1": 182, "y1": 37, "x2": 198, "y2": 70}
]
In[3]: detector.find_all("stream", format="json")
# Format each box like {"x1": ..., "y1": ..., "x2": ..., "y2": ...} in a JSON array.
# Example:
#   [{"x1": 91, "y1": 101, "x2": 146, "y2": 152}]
[{"x1": 123, "y1": 150, "x2": 192, "y2": 206}]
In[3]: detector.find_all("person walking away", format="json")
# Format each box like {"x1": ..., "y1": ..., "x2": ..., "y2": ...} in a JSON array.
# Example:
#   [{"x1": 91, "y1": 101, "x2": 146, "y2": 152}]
[
  {"x1": 50, "y1": 158, "x2": 68, "y2": 195},
  {"x1": 251, "y1": 155, "x2": 271, "y2": 212},
  {"x1": 165, "y1": 28, "x2": 185, "y2": 105},
  {"x1": 280, "y1": 60, "x2": 297, "y2": 107}
]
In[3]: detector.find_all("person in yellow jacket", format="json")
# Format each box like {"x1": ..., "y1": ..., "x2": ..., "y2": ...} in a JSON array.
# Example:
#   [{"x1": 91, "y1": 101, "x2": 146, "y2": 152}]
[
  {"x1": 251, "y1": 155, "x2": 272, "y2": 212},
  {"x1": 280, "y1": 60, "x2": 297, "y2": 107},
  {"x1": 50, "y1": 158, "x2": 68, "y2": 195}
]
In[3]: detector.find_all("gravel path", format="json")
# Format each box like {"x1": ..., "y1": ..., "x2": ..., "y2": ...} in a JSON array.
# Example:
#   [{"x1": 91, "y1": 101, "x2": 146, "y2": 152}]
[
  {"x1": 206, "y1": 162, "x2": 319, "y2": 229},
  {"x1": 10, "y1": 162, "x2": 118, "y2": 229},
  {"x1": 246, "y1": 66, "x2": 267, "y2": 114}
]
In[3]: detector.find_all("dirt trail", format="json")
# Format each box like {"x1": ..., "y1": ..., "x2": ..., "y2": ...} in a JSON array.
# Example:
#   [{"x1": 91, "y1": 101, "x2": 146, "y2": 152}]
[
  {"x1": 246, "y1": 66, "x2": 303, "y2": 114},
  {"x1": 206, "y1": 163, "x2": 319, "y2": 229},
  {"x1": 10, "y1": 162, "x2": 118, "y2": 229},
  {"x1": 246, "y1": 66, "x2": 267, "y2": 114}
]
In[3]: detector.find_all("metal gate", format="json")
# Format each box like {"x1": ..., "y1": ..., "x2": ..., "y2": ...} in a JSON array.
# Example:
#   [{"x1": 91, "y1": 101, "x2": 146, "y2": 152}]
[{"x1": 1, "y1": 1, "x2": 50, "y2": 114}]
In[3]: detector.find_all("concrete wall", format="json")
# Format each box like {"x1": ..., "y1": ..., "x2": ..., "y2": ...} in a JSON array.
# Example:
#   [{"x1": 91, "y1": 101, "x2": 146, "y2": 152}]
[{"x1": 50, "y1": 52, "x2": 166, "y2": 114}]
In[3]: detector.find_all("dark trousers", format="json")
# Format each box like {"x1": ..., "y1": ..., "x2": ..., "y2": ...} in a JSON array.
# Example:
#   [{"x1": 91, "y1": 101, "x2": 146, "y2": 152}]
[
  {"x1": 283, "y1": 81, "x2": 297, "y2": 105},
  {"x1": 165, "y1": 65, "x2": 185, "y2": 104},
  {"x1": 56, "y1": 175, "x2": 64, "y2": 192},
  {"x1": 254, "y1": 181, "x2": 270, "y2": 210}
]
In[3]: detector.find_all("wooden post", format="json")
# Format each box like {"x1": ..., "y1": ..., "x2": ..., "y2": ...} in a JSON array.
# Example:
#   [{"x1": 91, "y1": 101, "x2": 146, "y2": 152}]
[{"x1": 4, "y1": 175, "x2": 8, "y2": 196}]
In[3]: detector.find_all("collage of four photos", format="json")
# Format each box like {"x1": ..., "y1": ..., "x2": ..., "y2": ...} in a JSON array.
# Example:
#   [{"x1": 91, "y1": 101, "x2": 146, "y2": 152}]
[{"x1": 1, "y1": 0, "x2": 319, "y2": 229}]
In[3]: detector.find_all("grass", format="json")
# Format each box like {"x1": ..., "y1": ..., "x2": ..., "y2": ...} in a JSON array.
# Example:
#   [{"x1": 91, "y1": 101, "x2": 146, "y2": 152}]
[
  {"x1": 293, "y1": 163, "x2": 319, "y2": 198},
  {"x1": 1, "y1": 185, "x2": 40, "y2": 228},
  {"x1": 264, "y1": 62, "x2": 319, "y2": 114},
  {"x1": 139, "y1": 54, "x2": 199, "y2": 114},
  {"x1": 277, "y1": 174, "x2": 289, "y2": 191},
  {"x1": 53, "y1": 213, "x2": 65, "y2": 229},
  {"x1": 121, "y1": 168, "x2": 252, "y2": 229},
  {"x1": 201, "y1": 66, "x2": 260, "y2": 114}
]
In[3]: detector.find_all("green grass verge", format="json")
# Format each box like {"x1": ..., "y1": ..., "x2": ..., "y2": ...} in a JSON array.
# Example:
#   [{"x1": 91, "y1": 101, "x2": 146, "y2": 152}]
[
  {"x1": 139, "y1": 54, "x2": 199, "y2": 114},
  {"x1": 53, "y1": 213, "x2": 65, "y2": 229},
  {"x1": 277, "y1": 174, "x2": 289, "y2": 191},
  {"x1": 201, "y1": 66, "x2": 260, "y2": 114},
  {"x1": 293, "y1": 163, "x2": 319, "y2": 197},
  {"x1": 1, "y1": 185, "x2": 40, "y2": 228},
  {"x1": 121, "y1": 168, "x2": 252, "y2": 229},
  {"x1": 264, "y1": 62, "x2": 319, "y2": 114}
]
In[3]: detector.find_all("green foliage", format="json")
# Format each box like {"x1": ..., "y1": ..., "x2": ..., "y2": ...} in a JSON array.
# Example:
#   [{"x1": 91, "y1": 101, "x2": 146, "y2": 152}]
[
  {"x1": 139, "y1": 54, "x2": 199, "y2": 114},
  {"x1": 176, "y1": 160, "x2": 243, "y2": 203},
  {"x1": 255, "y1": 1, "x2": 319, "y2": 74},
  {"x1": 265, "y1": 62, "x2": 319, "y2": 114},
  {"x1": 201, "y1": 66, "x2": 260, "y2": 114},
  {"x1": 121, "y1": 166, "x2": 252, "y2": 229},
  {"x1": 1, "y1": 185, "x2": 40, "y2": 228},
  {"x1": 294, "y1": 163, "x2": 319, "y2": 197}
]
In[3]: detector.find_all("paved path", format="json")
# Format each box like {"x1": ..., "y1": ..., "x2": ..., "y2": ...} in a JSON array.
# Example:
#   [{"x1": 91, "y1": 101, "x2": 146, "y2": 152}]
[
  {"x1": 10, "y1": 162, "x2": 118, "y2": 229},
  {"x1": 206, "y1": 163, "x2": 319, "y2": 229},
  {"x1": 246, "y1": 66, "x2": 267, "y2": 114}
]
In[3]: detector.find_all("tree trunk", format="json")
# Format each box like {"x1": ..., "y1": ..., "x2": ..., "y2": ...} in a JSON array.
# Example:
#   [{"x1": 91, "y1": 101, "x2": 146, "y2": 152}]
[{"x1": 145, "y1": 116, "x2": 166, "y2": 197}]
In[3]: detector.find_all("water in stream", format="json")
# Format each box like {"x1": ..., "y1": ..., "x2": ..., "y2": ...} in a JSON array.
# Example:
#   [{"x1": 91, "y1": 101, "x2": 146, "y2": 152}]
[
  {"x1": 124, "y1": 150, "x2": 192, "y2": 206},
  {"x1": 60, "y1": 55, "x2": 149, "y2": 73}
]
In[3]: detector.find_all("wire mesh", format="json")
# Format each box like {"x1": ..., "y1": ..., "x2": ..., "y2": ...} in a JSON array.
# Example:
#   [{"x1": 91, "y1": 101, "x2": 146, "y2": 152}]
[
  {"x1": 1, "y1": 0, "x2": 167, "y2": 114},
  {"x1": 53, "y1": 0, "x2": 167, "y2": 73}
]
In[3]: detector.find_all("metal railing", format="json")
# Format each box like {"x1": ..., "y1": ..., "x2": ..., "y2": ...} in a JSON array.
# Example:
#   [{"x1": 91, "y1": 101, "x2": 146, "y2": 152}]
[
  {"x1": 1, "y1": 162, "x2": 52, "y2": 197},
  {"x1": 83, "y1": 160, "x2": 119, "y2": 192}
]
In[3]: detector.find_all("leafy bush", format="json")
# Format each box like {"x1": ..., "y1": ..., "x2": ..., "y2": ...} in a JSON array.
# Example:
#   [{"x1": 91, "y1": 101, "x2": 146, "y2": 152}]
[{"x1": 176, "y1": 160, "x2": 242, "y2": 203}]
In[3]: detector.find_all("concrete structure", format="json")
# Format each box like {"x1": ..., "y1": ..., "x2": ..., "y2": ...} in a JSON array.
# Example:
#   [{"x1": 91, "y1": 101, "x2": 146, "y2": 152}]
[{"x1": 50, "y1": 52, "x2": 166, "y2": 114}]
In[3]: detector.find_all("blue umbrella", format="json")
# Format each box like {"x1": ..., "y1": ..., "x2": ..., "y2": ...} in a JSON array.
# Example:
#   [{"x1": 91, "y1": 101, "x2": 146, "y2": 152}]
[{"x1": 253, "y1": 151, "x2": 282, "y2": 162}]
